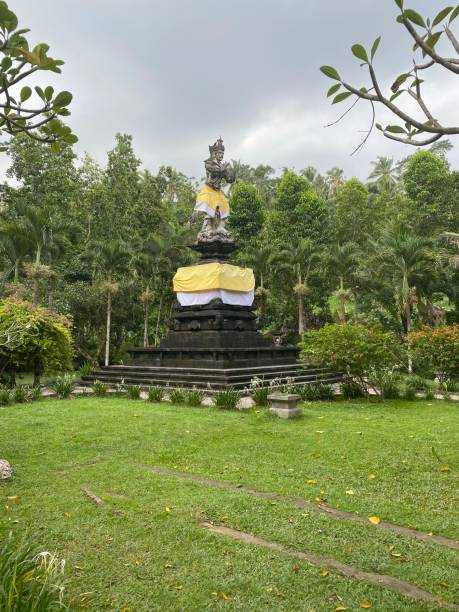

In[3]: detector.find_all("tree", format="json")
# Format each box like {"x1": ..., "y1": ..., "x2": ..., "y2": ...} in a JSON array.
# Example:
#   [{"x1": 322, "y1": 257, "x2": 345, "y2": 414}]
[
  {"x1": 280, "y1": 239, "x2": 323, "y2": 335},
  {"x1": 0, "y1": 2, "x2": 76, "y2": 148},
  {"x1": 321, "y1": 1, "x2": 459, "y2": 149},
  {"x1": 325, "y1": 242, "x2": 360, "y2": 324},
  {"x1": 368, "y1": 156, "x2": 400, "y2": 193},
  {"x1": 0, "y1": 297, "x2": 72, "y2": 386},
  {"x1": 87, "y1": 240, "x2": 130, "y2": 366},
  {"x1": 332, "y1": 179, "x2": 372, "y2": 245},
  {"x1": 229, "y1": 182, "x2": 264, "y2": 248}
]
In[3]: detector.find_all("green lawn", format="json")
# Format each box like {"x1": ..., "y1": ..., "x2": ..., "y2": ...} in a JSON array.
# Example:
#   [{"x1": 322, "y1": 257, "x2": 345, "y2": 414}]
[{"x1": 1, "y1": 397, "x2": 458, "y2": 611}]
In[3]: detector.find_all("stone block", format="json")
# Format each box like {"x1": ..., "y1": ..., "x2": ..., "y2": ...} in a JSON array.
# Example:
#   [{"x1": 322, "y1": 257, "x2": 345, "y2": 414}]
[{"x1": 268, "y1": 393, "x2": 302, "y2": 419}]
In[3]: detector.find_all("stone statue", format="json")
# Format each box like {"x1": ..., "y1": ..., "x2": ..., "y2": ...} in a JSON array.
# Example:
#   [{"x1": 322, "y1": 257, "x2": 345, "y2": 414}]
[{"x1": 190, "y1": 137, "x2": 235, "y2": 242}]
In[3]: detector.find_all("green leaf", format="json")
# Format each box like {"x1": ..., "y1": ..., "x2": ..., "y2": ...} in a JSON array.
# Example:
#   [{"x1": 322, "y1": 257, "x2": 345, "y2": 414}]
[
  {"x1": 53, "y1": 91, "x2": 72, "y2": 108},
  {"x1": 432, "y1": 6, "x2": 453, "y2": 26},
  {"x1": 332, "y1": 91, "x2": 353, "y2": 104},
  {"x1": 327, "y1": 83, "x2": 341, "y2": 97},
  {"x1": 385, "y1": 125, "x2": 407, "y2": 134},
  {"x1": 403, "y1": 9, "x2": 426, "y2": 27},
  {"x1": 351, "y1": 44, "x2": 369, "y2": 62},
  {"x1": 44, "y1": 86, "x2": 54, "y2": 101},
  {"x1": 34, "y1": 86, "x2": 46, "y2": 101},
  {"x1": 320, "y1": 65, "x2": 341, "y2": 80},
  {"x1": 375, "y1": 123, "x2": 383, "y2": 131},
  {"x1": 394, "y1": 0, "x2": 404, "y2": 9},
  {"x1": 50, "y1": 141, "x2": 60, "y2": 154},
  {"x1": 449, "y1": 5, "x2": 459, "y2": 22},
  {"x1": 0, "y1": 4, "x2": 18, "y2": 31},
  {"x1": 63, "y1": 134, "x2": 78, "y2": 144},
  {"x1": 370, "y1": 36, "x2": 381, "y2": 61},
  {"x1": 20, "y1": 86, "x2": 32, "y2": 102},
  {"x1": 425, "y1": 31, "x2": 442, "y2": 49},
  {"x1": 390, "y1": 91, "x2": 404, "y2": 102},
  {"x1": 1, "y1": 57, "x2": 12, "y2": 70}
]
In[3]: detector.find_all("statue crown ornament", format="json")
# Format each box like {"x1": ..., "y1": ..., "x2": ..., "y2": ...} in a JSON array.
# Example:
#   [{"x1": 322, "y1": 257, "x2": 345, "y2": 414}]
[{"x1": 209, "y1": 137, "x2": 225, "y2": 156}]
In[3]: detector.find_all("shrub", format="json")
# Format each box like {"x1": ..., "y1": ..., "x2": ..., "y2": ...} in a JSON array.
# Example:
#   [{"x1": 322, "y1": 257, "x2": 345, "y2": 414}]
[
  {"x1": 0, "y1": 298, "x2": 72, "y2": 387},
  {"x1": 186, "y1": 388, "x2": 204, "y2": 407},
  {"x1": 252, "y1": 386, "x2": 270, "y2": 406},
  {"x1": 214, "y1": 388, "x2": 240, "y2": 410},
  {"x1": 301, "y1": 323, "x2": 404, "y2": 395},
  {"x1": 0, "y1": 533, "x2": 66, "y2": 611},
  {"x1": 12, "y1": 386, "x2": 28, "y2": 403},
  {"x1": 114, "y1": 382, "x2": 125, "y2": 397},
  {"x1": 425, "y1": 388, "x2": 435, "y2": 400},
  {"x1": 340, "y1": 381, "x2": 365, "y2": 399},
  {"x1": 51, "y1": 374, "x2": 74, "y2": 399},
  {"x1": 402, "y1": 385, "x2": 417, "y2": 401},
  {"x1": 0, "y1": 387, "x2": 11, "y2": 405},
  {"x1": 444, "y1": 379, "x2": 459, "y2": 393},
  {"x1": 78, "y1": 362, "x2": 94, "y2": 376},
  {"x1": 409, "y1": 325, "x2": 459, "y2": 385},
  {"x1": 381, "y1": 382, "x2": 400, "y2": 400},
  {"x1": 169, "y1": 388, "x2": 185, "y2": 404},
  {"x1": 126, "y1": 385, "x2": 141, "y2": 400},
  {"x1": 92, "y1": 380, "x2": 108, "y2": 397},
  {"x1": 147, "y1": 386, "x2": 164, "y2": 402}
]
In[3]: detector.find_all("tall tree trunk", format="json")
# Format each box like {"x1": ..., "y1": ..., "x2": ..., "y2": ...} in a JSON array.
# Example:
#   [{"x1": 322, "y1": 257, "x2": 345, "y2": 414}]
[
  {"x1": 143, "y1": 299, "x2": 150, "y2": 348},
  {"x1": 298, "y1": 272, "x2": 305, "y2": 336},
  {"x1": 33, "y1": 360, "x2": 41, "y2": 388},
  {"x1": 14, "y1": 259, "x2": 19, "y2": 282},
  {"x1": 105, "y1": 291, "x2": 112, "y2": 367},
  {"x1": 404, "y1": 275, "x2": 413, "y2": 374},
  {"x1": 154, "y1": 291, "x2": 164, "y2": 347},
  {"x1": 338, "y1": 276, "x2": 346, "y2": 324}
]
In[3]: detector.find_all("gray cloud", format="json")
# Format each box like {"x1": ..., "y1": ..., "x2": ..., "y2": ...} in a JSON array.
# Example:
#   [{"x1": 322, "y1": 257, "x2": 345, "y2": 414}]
[{"x1": 1, "y1": 0, "x2": 457, "y2": 182}]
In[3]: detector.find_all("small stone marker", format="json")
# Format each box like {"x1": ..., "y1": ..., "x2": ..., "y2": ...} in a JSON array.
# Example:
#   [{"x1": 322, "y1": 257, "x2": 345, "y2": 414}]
[
  {"x1": 0, "y1": 459, "x2": 13, "y2": 480},
  {"x1": 268, "y1": 393, "x2": 302, "y2": 419}
]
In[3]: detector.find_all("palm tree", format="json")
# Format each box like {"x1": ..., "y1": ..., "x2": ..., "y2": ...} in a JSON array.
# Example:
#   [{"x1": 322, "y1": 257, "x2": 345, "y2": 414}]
[
  {"x1": 87, "y1": 240, "x2": 130, "y2": 366},
  {"x1": 325, "y1": 167, "x2": 345, "y2": 199},
  {"x1": 239, "y1": 242, "x2": 280, "y2": 323},
  {"x1": 368, "y1": 156, "x2": 400, "y2": 193},
  {"x1": 280, "y1": 240, "x2": 322, "y2": 335},
  {"x1": 0, "y1": 222, "x2": 32, "y2": 282},
  {"x1": 370, "y1": 225, "x2": 434, "y2": 336},
  {"x1": 325, "y1": 242, "x2": 360, "y2": 324}
]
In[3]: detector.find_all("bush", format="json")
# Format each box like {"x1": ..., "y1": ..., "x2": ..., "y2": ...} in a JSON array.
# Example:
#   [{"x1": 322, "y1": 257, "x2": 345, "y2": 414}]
[
  {"x1": 92, "y1": 380, "x2": 108, "y2": 397},
  {"x1": 169, "y1": 388, "x2": 185, "y2": 404},
  {"x1": 0, "y1": 387, "x2": 11, "y2": 405},
  {"x1": 252, "y1": 386, "x2": 270, "y2": 406},
  {"x1": 78, "y1": 362, "x2": 94, "y2": 376},
  {"x1": 51, "y1": 374, "x2": 74, "y2": 399},
  {"x1": 0, "y1": 533, "x2": 66, "y2": 611},
  {"x1": 12, "y1": 386, "x2": 29, "y2": 404},
  {"x1": 214, "y1": 388, "x2": 240, "y2": 410},
  {"x1": 409, "y1": 325, "x2": 459, "y2": 384},
  {"x1": 301, "y1": 323, "x2": 404, "y2": 395},
  {"x1": 186, "y1": 388, "x2": 204, "y2": 407},
  {"x1": 0, "y1": 298, "x2": 72, "y2": 386},
  {"x1": 147, "y1": 386, "x2": 164, "y2": 402},
  {"x1": 402, "y1": 385, "x2": 417, "y2": 401},
  {"x1": 381, "y1": 382, "x2": 400, "y2": 400},
  {"x1": 444, "y1": 379, "x2": 459, "y2": 393},
  {"x1": 126, "y1": 385, "x2": 141, "y2": 400},
  {"x1": 340, "y1": 381, "x2": 365, "y2": 399}
]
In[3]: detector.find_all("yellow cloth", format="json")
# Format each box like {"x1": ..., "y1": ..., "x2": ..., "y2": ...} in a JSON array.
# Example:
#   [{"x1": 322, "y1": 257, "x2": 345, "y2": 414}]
[
  {"x1": 195, "y1": 184, "x2": 230, "y2": 217},
  {"x1": 173, "y1": 262, "x2": 254, "y2": 293}
]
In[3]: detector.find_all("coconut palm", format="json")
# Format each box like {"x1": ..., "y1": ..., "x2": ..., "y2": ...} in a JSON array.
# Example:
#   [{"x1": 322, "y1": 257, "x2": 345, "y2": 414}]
[
  {"x1": 0, "y1": 222, "x2": 32, "y2": 282},
  {"x1": 325, "y1": 167, "x2": 345, "y2": 199},
  {"x1": 325, "y1": 242, "x2": 360, "y2": 324},
  {"x1": 87, "y1": 240, "x2": 130, "y2": 366},
  {"x1": 368, "y1": 156, "x2": 400, "y2": 193},
  {"x1": 239, "y1": 242, "x2": 281, "y2": 323},
  {"x1": 279, "y1": 240, "x2": 323, "y2": 335}
]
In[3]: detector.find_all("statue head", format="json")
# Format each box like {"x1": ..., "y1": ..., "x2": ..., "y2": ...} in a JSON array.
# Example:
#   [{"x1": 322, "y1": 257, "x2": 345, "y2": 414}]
[{"x1": 209, "y1": 137, "x2": 225, "y2": 162}]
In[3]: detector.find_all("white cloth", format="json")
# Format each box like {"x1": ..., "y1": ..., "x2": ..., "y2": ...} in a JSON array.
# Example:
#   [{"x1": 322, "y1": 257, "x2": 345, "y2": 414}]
[
  {"x1": 177, "y1": 289, "x2": 254, "y2": 307},
  {"x1": 194, "y1": 201, "x2": 229, "y2": 219}
]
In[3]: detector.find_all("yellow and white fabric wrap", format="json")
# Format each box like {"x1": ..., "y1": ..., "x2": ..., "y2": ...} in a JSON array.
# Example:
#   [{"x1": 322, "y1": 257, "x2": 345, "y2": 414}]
[
  {"x1": 173, "y1": 262, "x2": 255, "y2": 307},
  {"x1": 195, "y1": 184, "x2": 230, "y2": 219}
]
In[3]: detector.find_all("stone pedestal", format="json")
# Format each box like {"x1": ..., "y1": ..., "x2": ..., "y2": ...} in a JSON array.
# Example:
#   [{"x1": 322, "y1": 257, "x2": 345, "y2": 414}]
[{"x1": 268, "y1": 393, "x2": 302, "y2": 419}]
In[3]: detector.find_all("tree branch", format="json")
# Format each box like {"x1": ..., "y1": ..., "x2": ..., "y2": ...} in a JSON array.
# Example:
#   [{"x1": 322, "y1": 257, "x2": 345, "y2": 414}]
[
  {"x1": 445, "y1": 26, "x2": 459, "y2": 55},
  {"x1": 402, "y1": 18, "x2": 459, "y2": 75},
  {"x1": 382, "y1": 131, "x2": 442, "y2": 146}
]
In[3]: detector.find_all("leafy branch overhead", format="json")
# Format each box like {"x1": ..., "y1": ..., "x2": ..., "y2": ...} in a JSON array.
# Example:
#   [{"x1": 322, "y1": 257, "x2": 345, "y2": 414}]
[
  {"x1": 320, "y1": 1, "x2": 459, "y2": 151},
  {"x1": 0, "y1": 1, "x2": 77, "y2": 151}
]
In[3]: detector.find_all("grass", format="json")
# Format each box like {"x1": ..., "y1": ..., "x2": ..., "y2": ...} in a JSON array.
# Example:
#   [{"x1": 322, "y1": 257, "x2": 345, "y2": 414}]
[{"x1": 1, "y1": 397, "x2": 458, "y2": 611}]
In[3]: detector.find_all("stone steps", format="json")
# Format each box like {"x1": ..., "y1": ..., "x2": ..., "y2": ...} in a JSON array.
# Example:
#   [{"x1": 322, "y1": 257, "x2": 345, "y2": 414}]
[{"x1": 80, "y1": 364, "x2": 341, "y2": 391}]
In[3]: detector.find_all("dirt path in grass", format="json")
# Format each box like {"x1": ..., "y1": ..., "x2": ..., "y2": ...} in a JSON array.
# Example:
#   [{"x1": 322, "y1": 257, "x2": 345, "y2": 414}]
[
  {"x1": 139, "y1": 464, "x2": 459, "y2": 551},
  {"x1": 203, "y1": 522, "x2": 459, "y2": 610}
]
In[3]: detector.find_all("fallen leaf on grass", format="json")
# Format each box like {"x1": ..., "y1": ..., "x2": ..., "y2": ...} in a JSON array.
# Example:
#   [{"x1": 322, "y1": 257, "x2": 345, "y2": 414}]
[
  {"x1": 175, "y1": 585, "x2": 183, "y2": 590},
  {"x1": 322, "y1": 569, "x2": 329, "y2": 577},
  {"x1": 361, "y1": 603, "x2": 372, "y2": 609},
  {"x1": 335, "y1": 607, "x2": 347, "y2": 611},
  {"x1": 368, "y1": 474, "x2": 376, "y2": 480},
  {"x1": 165, "y1": 507, "x2": 171, "y2": 512},
  {"x1": 439, "y1": 581, "x2": 449, "y2": 588},
  {"x1": 134, "y1": 560, "x2": 141, "y2": 566},
  {"x1": 439, "y1": 466, "x2": 450, "y2": 472},
  {"x1": 7, "y1": 495, "x2": 19, "y2": 501},
  {"x1": 221, "y1": 592, "x2": 231, "y2": 600},
  {"x1": 316, "y1": 431, "x2": 325, "y2": 434},
  {"x1": 64, "y1": 512, "x2": 71, "y2": 518},
  {"x1": 345, "y1": 490, "x2": 354, "y2": 495},
  {"x1": 368, "y1": 516, "x2": 380, "y2": 525},
  {"x1": 307, "y1": 479, "x2": 317, "y2": 484},
  {"x1": 266, "y1": 587, "x2": 273, "y2": 592},
  {"x1": 164, "y1": 563, "x2": 173, "y2": 568}
]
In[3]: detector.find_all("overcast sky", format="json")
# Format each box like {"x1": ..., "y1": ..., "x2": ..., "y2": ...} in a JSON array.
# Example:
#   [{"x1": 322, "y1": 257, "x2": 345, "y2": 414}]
[{"x1": 1, "y1": 0, "x2": 458, "y2": 182}]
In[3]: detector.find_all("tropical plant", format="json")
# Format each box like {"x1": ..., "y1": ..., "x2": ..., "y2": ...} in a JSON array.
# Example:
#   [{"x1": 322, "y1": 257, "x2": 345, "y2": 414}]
[
  {"x1": 147, "y1": 386, "x2": 164, "y2": 402},
  {"x1": 51, "y1": 374, "x2": 74, "y2": 399},
  {"x1": 0, "y1": 533, "x2": 66, "y2": 611},
  {"x1": 186, "y1": 387, "x2": 204, "y2": 407},
  {"x1": 126, "y1": 384, "x2": 141, "y2": 400},
  {"x1": 368, "y1": 156, "x2": 401, "y2": 192},
  {"x1": 78, "y1": 362, "x2": 94, "y2": 377},
  {"x1": 214, "y1": 388, "x2": 240, "y2": 410},
  {"x1": 409, "y1": 325, "x2": 459, "y2": 384},
  {"x1": 169, "y1": 388, "x2": 185, "y2": 404},
  {"x1": 324, "y1": 242, "x2": 360, "y2": 323},
  {"x1": 92, "y1": 380, "x2": 108, "y2": 397}
]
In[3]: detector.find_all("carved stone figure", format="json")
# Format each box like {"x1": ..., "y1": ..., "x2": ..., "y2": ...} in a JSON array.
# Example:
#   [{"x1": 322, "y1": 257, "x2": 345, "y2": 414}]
[{"x1": 190, "y1": 137, "x2": 235, "y2": 242}]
